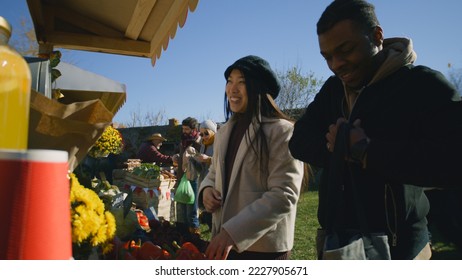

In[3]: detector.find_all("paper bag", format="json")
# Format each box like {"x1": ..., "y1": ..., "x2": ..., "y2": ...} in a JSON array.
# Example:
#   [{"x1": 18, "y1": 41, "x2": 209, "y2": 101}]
[{"x1": 28, "y1": 90, "x2": 115, "y2": 171}]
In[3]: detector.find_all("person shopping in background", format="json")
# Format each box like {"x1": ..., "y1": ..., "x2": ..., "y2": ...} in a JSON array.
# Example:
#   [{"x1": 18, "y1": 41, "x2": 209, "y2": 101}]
[
  {"x1": 195, "y1": 120, "x2": 218, "y2": 231},
  {"x1": 176, "y1": 117, "x2": 202, "y2": 235},
  {"x1": 199, "y1": 55, "x2": 304, "y2": 260},
  {"x1": 136, "y1": 133, "x2": 173, "y2": 166},
  {"x1": 289, "y1": 0, "x2": 462, "y2": 260}
]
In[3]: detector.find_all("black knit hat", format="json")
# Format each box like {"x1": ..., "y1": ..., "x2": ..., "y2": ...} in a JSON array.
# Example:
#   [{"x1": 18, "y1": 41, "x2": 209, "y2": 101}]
[{"x1": 224, "y1": 55, "x2": 281, "y2": 99}]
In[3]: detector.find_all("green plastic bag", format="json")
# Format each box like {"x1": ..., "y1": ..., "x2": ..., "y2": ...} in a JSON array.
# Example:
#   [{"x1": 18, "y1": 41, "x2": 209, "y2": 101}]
[{"x1": 174, "y1": 174, "x2": 195, "y2": 204}]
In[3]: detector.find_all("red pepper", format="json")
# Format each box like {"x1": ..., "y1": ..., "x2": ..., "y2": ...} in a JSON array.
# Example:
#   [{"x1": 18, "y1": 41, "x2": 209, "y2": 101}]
[
  {"x1": 137, "y1": 241, "x2": 165, "y2": 260},
  {"x1": 172, "y1": 241, "x2": 206, "y2": 260},
  {"x1": 181, "y1": 242, "x2": 201, "y2": 254},
  {"x1": 135, "y1": 210, "x2": 151, "y2": 231}
]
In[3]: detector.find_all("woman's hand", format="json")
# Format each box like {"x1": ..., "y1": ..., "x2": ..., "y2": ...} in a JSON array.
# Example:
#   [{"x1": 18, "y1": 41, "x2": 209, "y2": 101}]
[
  {"x1": 202, "y1": 187, "x2": 222, "y2": 213},
  {"x1": 205, "y1": 229, "x2": 234, "y2": 260}
]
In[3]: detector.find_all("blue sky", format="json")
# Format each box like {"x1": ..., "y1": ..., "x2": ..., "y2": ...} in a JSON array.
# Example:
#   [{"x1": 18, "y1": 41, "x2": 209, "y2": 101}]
[{"x1": 4, "y1": 0, "x2": 462, "y2": 125}]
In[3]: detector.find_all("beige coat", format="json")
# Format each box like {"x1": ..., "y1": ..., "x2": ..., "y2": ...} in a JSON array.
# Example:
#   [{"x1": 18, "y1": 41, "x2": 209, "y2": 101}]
[
  {"x1": 182, "y1": 146, "x2": 200, "y2": 181},
  {"x1": 199, "y1": 116, "x2": 303, "y2": 253}
]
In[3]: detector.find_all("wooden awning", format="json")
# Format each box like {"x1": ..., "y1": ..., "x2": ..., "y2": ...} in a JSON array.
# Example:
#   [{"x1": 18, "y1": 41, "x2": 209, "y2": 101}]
[{"x1": 26, "y1": 0, "x2": 199, "y2": 66}]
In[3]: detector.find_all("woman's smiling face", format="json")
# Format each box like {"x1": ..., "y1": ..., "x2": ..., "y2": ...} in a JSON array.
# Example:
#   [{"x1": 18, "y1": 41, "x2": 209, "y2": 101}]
[{"x1": 226, "y1": 69, "x2": 248, "y2": 113}]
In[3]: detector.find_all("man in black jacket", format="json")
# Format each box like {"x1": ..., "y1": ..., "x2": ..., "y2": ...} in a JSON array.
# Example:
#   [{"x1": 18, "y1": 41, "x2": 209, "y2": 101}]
[{"x1": 289, "y1": 0, "x2": 462, "y2": 259}]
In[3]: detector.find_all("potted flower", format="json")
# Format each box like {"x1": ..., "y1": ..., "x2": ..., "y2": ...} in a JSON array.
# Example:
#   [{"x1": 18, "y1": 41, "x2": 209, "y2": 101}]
[
  {"x1": 88, "y1": 125, "x2": 123, "y2": 158},
  {"x1": 70, "y1": 173, "x2": 116, "y2": 259}
]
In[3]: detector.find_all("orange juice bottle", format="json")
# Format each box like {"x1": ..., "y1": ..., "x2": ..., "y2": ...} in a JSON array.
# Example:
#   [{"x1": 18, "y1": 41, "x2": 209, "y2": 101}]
[{"x1": 0, "y1": 16, "x2": 31, "y2": 150}]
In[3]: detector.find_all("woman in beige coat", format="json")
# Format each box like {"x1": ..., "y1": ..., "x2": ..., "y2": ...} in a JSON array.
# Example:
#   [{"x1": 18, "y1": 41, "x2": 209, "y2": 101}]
[{"x1": 199, "y1": 55, "x2": 304, "y2": 260}]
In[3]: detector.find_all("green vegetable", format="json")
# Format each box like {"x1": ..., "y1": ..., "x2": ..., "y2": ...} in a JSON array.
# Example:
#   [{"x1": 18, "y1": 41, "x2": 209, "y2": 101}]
[{"x1": 131, "y1": 164, "x2": 160, "y2": 179}]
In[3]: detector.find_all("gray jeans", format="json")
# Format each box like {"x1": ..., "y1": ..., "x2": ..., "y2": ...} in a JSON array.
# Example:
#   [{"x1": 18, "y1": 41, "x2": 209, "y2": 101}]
[{"x1": 316, "y1": 228, "x2": 432, "y2": 260}]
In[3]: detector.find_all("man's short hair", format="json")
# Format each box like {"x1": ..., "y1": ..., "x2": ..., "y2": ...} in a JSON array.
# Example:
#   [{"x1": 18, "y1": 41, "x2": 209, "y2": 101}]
[
  {"x1": 181, "y1": 117, "x2": 198, "y2": 129},
  {"x1": 317, "y1": 0, "x2": 379, "y2": 35}
]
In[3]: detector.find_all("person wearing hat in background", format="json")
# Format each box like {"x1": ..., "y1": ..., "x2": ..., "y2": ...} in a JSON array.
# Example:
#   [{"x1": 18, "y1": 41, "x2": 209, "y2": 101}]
[
  {"x1": 136, "y1": 133, "x2": 173, "y2": 165},
  {"x1": 194, "y1": 119, "x2": 218, "y2": 231},
  {"x1": 195, "y1": 119, "x2": 217, "y2": 167},
  {"x1": 199, "y1": 55, "x2": 304, "y2": 260}
]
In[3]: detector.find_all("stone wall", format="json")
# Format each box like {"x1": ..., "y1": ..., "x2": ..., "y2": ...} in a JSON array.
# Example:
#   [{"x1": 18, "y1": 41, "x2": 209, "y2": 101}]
[{"x1": 117, "y1": 122, "x2": 181, "y2": 164}]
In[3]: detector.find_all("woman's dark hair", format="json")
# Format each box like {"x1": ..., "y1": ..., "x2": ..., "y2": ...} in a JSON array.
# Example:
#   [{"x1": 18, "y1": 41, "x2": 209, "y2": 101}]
[
  {"x1": 317, "y1": 0, "x2": 379, "y2": 35},
  {"x1": 223, "y1": 69, "x2": 292, "y2": 173},
  {"x1": 224, "y1": 71, "x2": 291, "y2": 122}
]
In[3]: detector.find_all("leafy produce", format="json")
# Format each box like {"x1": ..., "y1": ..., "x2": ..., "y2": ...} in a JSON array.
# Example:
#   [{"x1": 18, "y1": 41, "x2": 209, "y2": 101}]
[
  {"x1": 131, "y1": 163, "x2": 160, "y2": 180},
  {"x1": 91, "y1": 176, "x2": 124, "y2": 211},
  {"x1": 110, "y1": 207, "x2": 141, "y2": 240}
]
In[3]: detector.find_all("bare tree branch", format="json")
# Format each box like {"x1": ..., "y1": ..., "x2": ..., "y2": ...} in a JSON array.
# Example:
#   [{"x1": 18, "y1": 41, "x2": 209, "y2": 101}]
[
  {"x1": 448, "y1": 64, "x2": 462, "y2": 94},
  {"x1": 123, "y1": 104, "x2": 168, "y2": 127}
]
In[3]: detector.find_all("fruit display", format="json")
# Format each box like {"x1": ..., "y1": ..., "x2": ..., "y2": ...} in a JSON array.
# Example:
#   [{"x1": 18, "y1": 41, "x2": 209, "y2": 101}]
[
  {"x1": 103, "y1": 187, "x2": 207, "y2": 260},
  {"x1": 101, "y1": 160, "x2": 201, "y2": 260},
  {"x1": 120, "y1": 239, "x2": 205, "y2": 260},
  {"x1": 104, "y1": 215, "x2": 208, "y2": 260}
]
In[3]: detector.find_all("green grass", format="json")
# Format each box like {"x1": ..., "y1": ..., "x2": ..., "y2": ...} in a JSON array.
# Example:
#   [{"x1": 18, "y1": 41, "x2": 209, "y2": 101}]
[
  {"x1": 200, "y1": 190, "x2": 461, "y2": 260},
  {"x1": 291, "y1": 191, "x2": 319, "y2": 260},
  {"x1": 199, "y1": 191, "x2": 320, "y2": 260}
]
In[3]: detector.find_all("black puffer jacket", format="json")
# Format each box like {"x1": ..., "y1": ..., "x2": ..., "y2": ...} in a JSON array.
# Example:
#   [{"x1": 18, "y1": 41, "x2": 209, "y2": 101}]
[{"x1": 289, "y1": 64, "x2": 462, "y2": 259}]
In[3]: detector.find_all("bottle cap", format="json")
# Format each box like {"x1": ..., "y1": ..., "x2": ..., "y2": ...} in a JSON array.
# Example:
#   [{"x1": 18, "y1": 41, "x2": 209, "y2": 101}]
[{"x1": 0, "y1": 16, "x2": 12, "y2": 38}]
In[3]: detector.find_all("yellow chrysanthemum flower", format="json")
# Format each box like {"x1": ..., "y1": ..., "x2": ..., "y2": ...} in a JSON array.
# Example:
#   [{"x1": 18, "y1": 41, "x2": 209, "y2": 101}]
[
  {"x1": 88, "y1": 125, "x2": 123, "y2": 158},
  {"x1": 70, "y1": 173, "x2": 116, "y2": 258}
]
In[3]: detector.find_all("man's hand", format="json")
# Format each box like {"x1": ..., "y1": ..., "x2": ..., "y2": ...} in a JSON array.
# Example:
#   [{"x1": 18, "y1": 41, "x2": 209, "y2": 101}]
[
  {"x1": 326, "y1": 118, "x2": 347, "y2": 152},
  {"x1": 349, "y1": 119, "x2": 369, "y2": 164},
  {"x1": 326, "y1": 119, "x2": 369, "y2": 164},
  {"x1": 349, "y1": 119, "x2": 368, "y2": 146}
]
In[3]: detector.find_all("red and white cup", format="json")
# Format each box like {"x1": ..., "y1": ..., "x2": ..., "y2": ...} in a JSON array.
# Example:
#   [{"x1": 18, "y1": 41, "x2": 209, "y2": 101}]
[{"x1": 0, "y1": 149, "x2": 71, "y2": 260}]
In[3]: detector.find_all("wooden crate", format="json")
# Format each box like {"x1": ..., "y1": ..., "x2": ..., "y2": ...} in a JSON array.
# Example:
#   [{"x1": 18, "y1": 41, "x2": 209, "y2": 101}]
[
  {"x1": 124, "y1": 172, "x2": 175, "y2": 189},
  {"x1": 122, "y1": 171, "x2": 176, "y2": 220}
]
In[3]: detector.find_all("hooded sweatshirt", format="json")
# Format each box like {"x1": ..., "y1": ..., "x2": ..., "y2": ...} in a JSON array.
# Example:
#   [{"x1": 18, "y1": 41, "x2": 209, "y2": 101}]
[{"x1": 289, "y1": 37, "x2": 461, "y2": 259}]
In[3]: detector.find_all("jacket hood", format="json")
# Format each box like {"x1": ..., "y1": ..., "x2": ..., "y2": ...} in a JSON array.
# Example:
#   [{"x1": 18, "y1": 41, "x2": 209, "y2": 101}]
[{"x1": 369, "y1": 37, "x2": 417, "y2": 85}]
